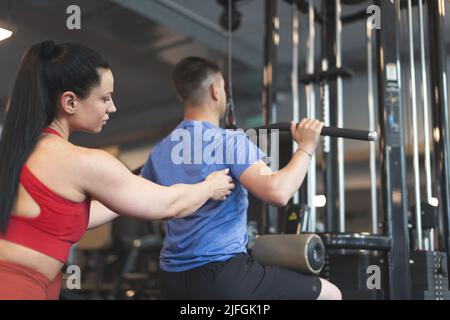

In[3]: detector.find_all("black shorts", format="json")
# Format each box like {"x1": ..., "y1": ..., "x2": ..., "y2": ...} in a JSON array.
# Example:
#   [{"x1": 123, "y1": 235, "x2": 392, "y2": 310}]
[{"x1": 159, "y1": 253, "x2": 322, "y2": 300}]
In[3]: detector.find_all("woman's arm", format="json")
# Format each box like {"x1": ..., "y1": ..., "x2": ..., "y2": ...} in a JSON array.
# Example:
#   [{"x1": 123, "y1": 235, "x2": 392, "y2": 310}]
[
  {"x1": 78, "y1": 149, "x2": 234, "y2": 222},
  {"x1": 88, "y1": 200, "x2": 119, "y2": 230}
]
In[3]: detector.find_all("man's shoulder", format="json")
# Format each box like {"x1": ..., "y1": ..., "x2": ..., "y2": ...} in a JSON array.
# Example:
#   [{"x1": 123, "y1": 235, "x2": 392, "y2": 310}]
[
  {"x1": 224, "y1": 128, "x2": 249, "y2": 137},
  {"x1": 147, "y1": 130, "x2": 180, "y2": 162},
  {"x1": 222, "y1": 128, "x2": 254, "y2": 146},
  {"x1": 151, "y1": 133, "x2": 173, "y2": 153}
]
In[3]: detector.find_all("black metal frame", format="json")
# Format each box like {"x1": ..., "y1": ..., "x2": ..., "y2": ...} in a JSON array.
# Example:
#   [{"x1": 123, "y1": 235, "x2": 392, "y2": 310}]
[
  {"x1": 375, "y1": 0, "x2": 411, "y2": 300},
  {"x1": 261, "y1": 0, "x2": 280, "y2": 234},
  {"x1": 321, "y1": 0, "x2": 340, "y2": 233},
  {"x1": 427, "y1": 0, "x2": 450, "y2": 286},
  {"x1": 257, "y1": 0, "x2": 450, "y2": 300}
]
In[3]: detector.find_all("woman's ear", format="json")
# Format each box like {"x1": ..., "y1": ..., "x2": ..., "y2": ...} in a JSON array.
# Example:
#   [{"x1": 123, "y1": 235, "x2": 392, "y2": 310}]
[{"x1": 60, "y1": 92, "x2": 77, "y2": 115}]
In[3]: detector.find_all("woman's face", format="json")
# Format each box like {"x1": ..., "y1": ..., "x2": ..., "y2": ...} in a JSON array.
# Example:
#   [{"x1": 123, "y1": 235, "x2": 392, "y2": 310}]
[{"x1": 71, "y1": 68, "x2": 116, "y2": 133}]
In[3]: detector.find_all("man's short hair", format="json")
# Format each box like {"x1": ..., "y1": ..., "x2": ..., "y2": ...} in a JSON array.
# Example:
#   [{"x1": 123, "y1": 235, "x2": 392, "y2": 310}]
[{"x1": 172, "y1": 57, "x2": 222, "y2": 105}]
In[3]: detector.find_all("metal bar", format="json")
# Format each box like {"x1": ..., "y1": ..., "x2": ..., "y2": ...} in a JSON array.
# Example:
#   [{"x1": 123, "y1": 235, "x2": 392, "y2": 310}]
[
  {"x1": 306, "y1": 0, "x2": 317, "y2": 232},
  {"x1": 427, "y1": 0, "x2": 450, "y2": 283},
  {"x1": 292, "y1": 3, "x2": 300, "y2": 205},
  {"x1": 289, "y1": 4, "x2": 308, "y2": 217},
  {"x1": 375, "y1": 0, "x2": 411, "y2": 300},
  {"x1": 262, "y1": 0, "x2": 279, "y2": 234},
  {"x1": 321, "y1": 59, "x2": 330, "y2": 152},
  {"x1": 407, "y1": 0, "x2": 424, "y2": 250},
  {"x1": 418, "y1": 0, "x2": 434, "y2": 206},
  {"x1": 367, "y1": 15, "x2": 378, "y2": 235},
  {"x1": 336, "y1": 0, "x2": 345, "y2": 233},
  {"x1": 253, "y1": 123, "x2": 377, "y2": 141},
  {"x1": 322, "y1": 0, "x2": 339, "y2": 233},
  {"x1": 319, "y1": 233, "x2": 392, "y2": 251}
]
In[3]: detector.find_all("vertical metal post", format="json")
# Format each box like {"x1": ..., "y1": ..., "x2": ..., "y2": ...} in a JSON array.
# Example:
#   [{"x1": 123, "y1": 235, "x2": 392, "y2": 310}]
[
  {"x1": 262, "y1": 0, "x2": 279, "y2": 234},
  {"x1": 418, "y1": 0, "x2": 434, "y2": 207},
  {"x1": 407, "y1": 0, "x2": 424, "y2": 250},
  {"x1": 292, "y1": 3, "x2": 300, "y2": 206},
  {"x1": 322, "y1": 0, "x2": 340, "y2": 233},
  {"x1": 367, "y1": 15, "x2": 378, "y2": 235},
  {"x1": 306, "y1": 0, "x2": 317, "y2": 232},
  {"x1": 427, "y1": 0, "x2": 450, "y2": 276},
  {"x1": 376, "y1": 0, "x2": 411, "y2": 300},
  {"x1": 335, "y1": 0, "x2": 345, "y2": 233}
]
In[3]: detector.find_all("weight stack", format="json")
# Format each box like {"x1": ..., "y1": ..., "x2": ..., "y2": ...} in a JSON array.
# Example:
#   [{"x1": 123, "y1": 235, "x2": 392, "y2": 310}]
[
  {"x1": 321, "y1": 250, "x2": 386, "y2": 300},
  {"x1": 410, "y1": 251, "x2": 450, "y2": 300}
]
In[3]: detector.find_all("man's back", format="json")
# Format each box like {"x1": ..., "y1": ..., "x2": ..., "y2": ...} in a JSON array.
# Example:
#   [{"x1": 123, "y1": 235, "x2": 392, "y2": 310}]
[{"x1": 141, "y1": 120, "x2": 265, "y2": 272}]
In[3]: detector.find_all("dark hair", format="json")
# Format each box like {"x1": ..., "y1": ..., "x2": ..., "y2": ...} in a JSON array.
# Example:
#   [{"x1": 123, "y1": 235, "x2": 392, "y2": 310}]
[
  {"x1": 0, "y1": 41, "x2": 110, "y2": 233},
  {"x1": 172, "y1": 56, "x2": 222, "y2": 105}
]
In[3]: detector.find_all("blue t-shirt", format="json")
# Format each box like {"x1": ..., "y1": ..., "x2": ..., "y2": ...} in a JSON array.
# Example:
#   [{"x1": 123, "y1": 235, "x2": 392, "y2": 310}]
[{"x1": 141, "y1": 120, "x2": 266, "y2": 272}]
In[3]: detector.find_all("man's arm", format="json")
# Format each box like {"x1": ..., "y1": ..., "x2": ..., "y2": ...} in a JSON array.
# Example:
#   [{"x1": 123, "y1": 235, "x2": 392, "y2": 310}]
[{"x1": 240, "y1": 119, "x2": 323, "y2": 207}]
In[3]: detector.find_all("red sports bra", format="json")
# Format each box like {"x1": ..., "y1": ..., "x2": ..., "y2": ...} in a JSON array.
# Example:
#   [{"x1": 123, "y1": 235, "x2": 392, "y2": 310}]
[{"x1": 0, "y1": 128, "x2": 91, "y2": 263}]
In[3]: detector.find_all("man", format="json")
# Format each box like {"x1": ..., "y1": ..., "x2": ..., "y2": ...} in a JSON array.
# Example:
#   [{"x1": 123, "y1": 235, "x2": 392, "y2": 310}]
[{"x1": 142, "y1": 57, "x2": 341, "y2": 300}]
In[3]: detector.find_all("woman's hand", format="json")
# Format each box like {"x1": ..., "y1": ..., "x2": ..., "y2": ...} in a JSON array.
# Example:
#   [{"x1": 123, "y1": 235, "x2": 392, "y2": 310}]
[{"x1": 205, "y1": 169, "x2": 235, "y2": 201}]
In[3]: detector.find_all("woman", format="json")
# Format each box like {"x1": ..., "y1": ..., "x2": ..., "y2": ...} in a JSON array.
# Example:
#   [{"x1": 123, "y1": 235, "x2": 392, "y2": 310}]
[{"x1": 0, "y1": 41, "x2": 234, "y2": 300}]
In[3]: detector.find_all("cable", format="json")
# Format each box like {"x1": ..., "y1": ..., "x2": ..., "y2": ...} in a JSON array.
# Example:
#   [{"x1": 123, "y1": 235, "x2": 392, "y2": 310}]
[
  {"x1": 228, "y1": 0, "x2": 233, "y2": 102},
  {"x1": 225, "y1": 0, "x2": 237, "y2": 129}
]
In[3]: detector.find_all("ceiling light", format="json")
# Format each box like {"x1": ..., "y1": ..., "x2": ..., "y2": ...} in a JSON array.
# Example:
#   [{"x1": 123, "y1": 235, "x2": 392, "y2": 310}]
[{"x1": 0, "y1": 27, "x2": 12, "y2": 42}]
